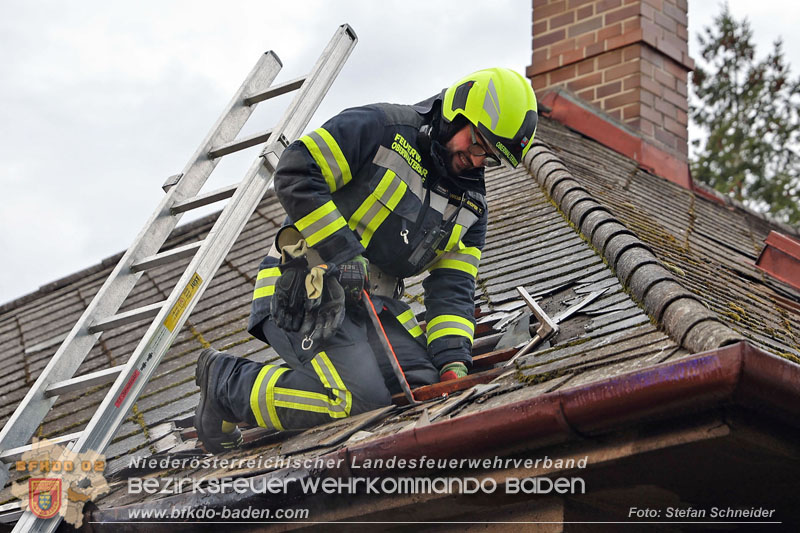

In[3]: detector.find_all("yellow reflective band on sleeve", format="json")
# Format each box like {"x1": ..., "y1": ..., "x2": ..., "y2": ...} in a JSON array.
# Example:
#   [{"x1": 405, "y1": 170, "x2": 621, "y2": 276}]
[
  {"x1": 300, "y1": 134, "x2": 335, "y2": 191},
  {"x1": 348, "y1": 169, "x2": 407, "y2": 248},
  {"x1": 442, "y1": 224, "x2": 466, "y2": 252},
  {"x1": 315, "y1": 128, "x2": 352, "y2": 189},
  {"x1": 428, "y1": 247, "x2": 481, "y2": 277},
  {"x1": 252, "y1": 267, "x2": 282, "y2": 300},
  {"x1": 396, "y1": 309, "x2": 425, "y2": 338},
  {"x1": 250, "y1": 365, "x2": 289, "y2": 431},
  {"x1": 295, "y1": 200, "x2": 347, "y2": 247},
  {"x1": 299, "y1": 128, "x2": 352, "y2": 192},
  {"x1": 426, "y1": 314, "x2": 475, "y2": 345},
  {"x1": 455, "y1": 208, "x2": 479, "y2": 229}
]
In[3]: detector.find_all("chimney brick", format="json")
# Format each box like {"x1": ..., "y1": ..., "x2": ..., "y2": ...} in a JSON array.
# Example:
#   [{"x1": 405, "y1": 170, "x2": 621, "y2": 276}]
[
  {"x1": 622, "y1": 103, "x2": 640, "y2": 119},
  {"x1": 568, "y1": 15, "x2": 604, "y2": 37},
  {"x1": 569, "y1": 72, "x2": 604, "y2": 91},
  {"x1": 605, "y1": 4, "x2": 638, "y2": 25},
  {"x1": 577, "y1": 87, "x2": 595, "y2": 100},
  {"x1": 551, "y1": 11, "x2": 576, "y2": 29},
  {"x1": 597, "y1": 80, "x2": 622, "y2": 98},
  {"x1": 577, "y1": 5, "x2": 594, "y2": 20},
  {"x1": 529, "y1": 0, "x2": 694, "y2": 160}
]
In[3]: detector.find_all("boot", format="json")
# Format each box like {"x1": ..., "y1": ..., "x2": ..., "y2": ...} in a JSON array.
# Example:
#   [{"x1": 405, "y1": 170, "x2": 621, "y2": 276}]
[{"x1": 195, "y1": 348, "x2": 244, "y2": 454}]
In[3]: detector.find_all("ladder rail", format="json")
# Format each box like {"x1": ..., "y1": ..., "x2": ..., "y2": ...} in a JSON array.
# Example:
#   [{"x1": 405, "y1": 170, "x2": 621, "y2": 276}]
[
  {"x1": 0, "y1": 52, "x2": 282, "y2": 476},
  {"x1": 11, "y1": 24, "x2": 357, "y2": 533},
  {"x1": 266, "y1": 25, "x2": 358, "y2": 150},
  {"x1": 73, "y1": 22, "x2": 357, "y2": 459}
]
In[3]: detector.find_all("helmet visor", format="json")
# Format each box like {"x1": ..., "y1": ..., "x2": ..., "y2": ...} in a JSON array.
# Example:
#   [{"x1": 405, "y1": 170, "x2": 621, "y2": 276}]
[{"x1": 467, "y1": 124, "x2": 502, "y2": 167}]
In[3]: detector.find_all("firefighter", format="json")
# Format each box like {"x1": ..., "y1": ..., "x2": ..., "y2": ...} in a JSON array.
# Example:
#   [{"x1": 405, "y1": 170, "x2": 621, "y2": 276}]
[{"x1": 195, "y1": 68, "x2": 538, "y2": 452}]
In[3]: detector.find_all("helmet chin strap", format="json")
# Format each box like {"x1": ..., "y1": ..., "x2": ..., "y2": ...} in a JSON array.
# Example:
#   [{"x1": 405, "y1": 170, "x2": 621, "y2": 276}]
[
  {"x1": 428, "y1": 137, "x2": 485, "y2": 189},
  {"x1": 418, "y1": 106, "x2": 484, "y2": 189},
  {"x1": 452, "y1": 164, "x2": 484, "y2": 182}
]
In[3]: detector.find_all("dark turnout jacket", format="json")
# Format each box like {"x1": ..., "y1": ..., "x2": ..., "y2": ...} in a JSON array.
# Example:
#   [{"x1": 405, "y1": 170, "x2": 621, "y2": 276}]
[{"x1": 248, "y1": 97, "x2": 488, "y2": 369}]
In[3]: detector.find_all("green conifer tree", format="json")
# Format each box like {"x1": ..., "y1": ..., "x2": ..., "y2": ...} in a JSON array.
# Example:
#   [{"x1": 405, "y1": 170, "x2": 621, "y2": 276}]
[{"x1": 691, "y1": 4, "x2": 800, "y2": 225}]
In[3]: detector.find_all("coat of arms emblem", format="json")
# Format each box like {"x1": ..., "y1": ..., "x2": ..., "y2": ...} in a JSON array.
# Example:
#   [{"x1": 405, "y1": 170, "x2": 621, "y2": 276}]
[{"x1": 29, "y1": 478, "x2": 61, "y2": 519}]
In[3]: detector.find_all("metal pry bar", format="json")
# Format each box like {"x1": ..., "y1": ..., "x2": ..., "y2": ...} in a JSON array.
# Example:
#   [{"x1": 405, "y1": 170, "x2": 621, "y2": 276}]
[{"x1": 503, "y1": 286, "x2": 560, "y2": 367}]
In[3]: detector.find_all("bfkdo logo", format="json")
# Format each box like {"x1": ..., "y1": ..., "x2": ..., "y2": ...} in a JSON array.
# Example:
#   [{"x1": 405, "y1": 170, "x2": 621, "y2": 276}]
[
  {"x1": 29, "y1": 478, "x2": 62, "y2": 519},
  {"x1": 10, "y1": 439, "x2": 110, "y2": 528}
]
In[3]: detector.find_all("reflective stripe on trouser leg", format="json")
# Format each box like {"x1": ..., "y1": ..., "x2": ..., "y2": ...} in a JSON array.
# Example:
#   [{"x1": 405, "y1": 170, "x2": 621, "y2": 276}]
[
  {"x1": 249, "y1": 354, "x2": 352, "y2": 431},
  {"x1": 394, "y1": 309, "x2": 426, "y2": 346},
  {"x1": 273, "y1": 351, "x2": 352, "y2": 419},
  {"x1": 250, "y1": 364, "x2": 289, "y2": 431},
  {"x1": 255, "y1": 312, "x2": 436, "y2": 431}
]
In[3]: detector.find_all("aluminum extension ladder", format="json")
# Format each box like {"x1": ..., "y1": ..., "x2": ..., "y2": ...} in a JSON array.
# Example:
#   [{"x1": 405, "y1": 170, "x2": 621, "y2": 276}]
[{"x1": 0, "y1": 24, "x2": 357, "y2": 532}]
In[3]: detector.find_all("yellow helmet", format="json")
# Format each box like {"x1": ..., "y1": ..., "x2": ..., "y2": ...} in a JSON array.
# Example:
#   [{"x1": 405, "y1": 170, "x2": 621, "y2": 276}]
[{"x1": 442, "y1": 68, "x2": 538, "y2": 167}]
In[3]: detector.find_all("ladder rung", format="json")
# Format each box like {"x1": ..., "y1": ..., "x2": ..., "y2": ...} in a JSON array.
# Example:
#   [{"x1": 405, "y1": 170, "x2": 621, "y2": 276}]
[
  {"x1": 0, "y1": 513, "x2": 22, "y2": 526},
  {"x1": 88, "y1": 301, "x2": 164, "y2": 333},
  {"x1": 131, "y1": 241, "x2": 203, "y2": 272},
  {"x1": 208, "y1": 129, "x2": 272, "y2": 159},
  {"x1": 45, "y1": 365, "x2": 124, "y2": 398},
  {"x1": 170, "y1": 183, "x2": 239, "y2": 214},
  {"x1": 0, "y1": 501, "x2": 22, "y2": 524},
  {"x1": 0, "y1": 431, "x2": 82, "y2": 462},
  {"x1": 244, "y1": 75, "x2": 306, "y2": 105}
]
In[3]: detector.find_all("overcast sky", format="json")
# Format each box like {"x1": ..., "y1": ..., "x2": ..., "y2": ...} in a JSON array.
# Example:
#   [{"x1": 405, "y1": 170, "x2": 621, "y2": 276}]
[{"x1": 1, "y1": 1, "x2": 798, "y2": 305}]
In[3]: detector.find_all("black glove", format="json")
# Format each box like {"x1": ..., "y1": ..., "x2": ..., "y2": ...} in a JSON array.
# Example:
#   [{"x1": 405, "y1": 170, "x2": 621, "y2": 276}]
[
  {"x1": 300, "y1": 274, "x2": 345, "y2": 347},
  {"x1": 336, "y1": 255, "x2": 369, "y2": 306},
  {"x1": 270, "y1": 256, "x2": 309, "y2": 332}
]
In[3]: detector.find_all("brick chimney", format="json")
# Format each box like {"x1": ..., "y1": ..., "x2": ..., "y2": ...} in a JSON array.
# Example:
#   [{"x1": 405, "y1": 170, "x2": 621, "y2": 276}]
[{"x1": 528, "y1": 0, "x2": 695, "y2": 162}]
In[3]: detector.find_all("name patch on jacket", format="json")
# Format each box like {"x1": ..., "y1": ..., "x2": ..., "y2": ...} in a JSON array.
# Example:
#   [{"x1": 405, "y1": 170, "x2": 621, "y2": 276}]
[
  {"x1": 463, "y1": 197, "x2": 485, "y2": 217},
  {"x1": 433, "y1": 184, "x2": 486, "y2": 218},
  {"x1": 391, "y1": 133, "x2": 429, "y2": 178}
]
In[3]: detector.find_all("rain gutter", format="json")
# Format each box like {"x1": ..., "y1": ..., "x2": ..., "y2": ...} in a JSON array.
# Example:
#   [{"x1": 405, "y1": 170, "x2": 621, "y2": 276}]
[{"x1": 333, "y1": 341, "x2": 799, "y2": 469}]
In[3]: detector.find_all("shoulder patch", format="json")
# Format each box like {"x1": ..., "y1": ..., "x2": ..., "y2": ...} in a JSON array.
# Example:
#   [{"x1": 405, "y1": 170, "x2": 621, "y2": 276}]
[
  {"x1": 463, "y1": 197, "x2": 485, "y2": 217},
  {"x1": 462, "y1": 191, "x2": 486, "y2": 217}
]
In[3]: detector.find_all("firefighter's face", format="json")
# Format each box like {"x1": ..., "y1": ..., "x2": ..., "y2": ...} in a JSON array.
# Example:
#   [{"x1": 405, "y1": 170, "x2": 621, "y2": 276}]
[{"x1": 444, "y1": 125, "x2": 490, "y2": 175}]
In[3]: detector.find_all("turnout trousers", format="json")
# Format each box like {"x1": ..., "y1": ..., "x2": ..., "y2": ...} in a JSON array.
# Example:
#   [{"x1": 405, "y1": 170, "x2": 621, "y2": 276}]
[{"x1": 213, "y1": 298, "x2": 438, "y2": 431}]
